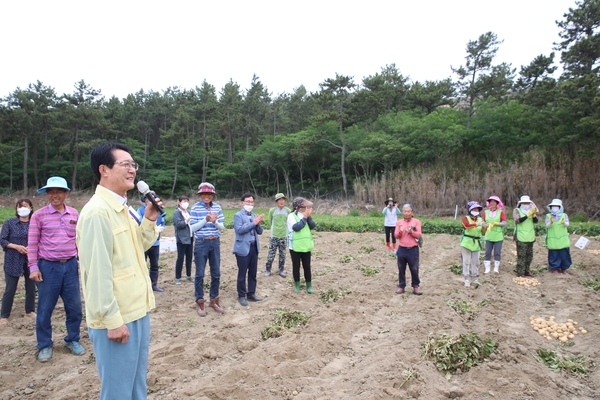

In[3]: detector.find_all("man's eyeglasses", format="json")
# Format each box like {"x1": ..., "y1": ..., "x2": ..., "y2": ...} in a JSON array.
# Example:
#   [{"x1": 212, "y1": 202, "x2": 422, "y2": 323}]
[{"x1": 115, "y1": 161, "x2": 139, "y2": 171}]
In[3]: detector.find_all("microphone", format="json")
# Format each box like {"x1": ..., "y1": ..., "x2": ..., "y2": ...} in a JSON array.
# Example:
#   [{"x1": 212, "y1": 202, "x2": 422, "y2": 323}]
[{"x1": 137, "y1": 181, "x2": 166, "y2": 217}]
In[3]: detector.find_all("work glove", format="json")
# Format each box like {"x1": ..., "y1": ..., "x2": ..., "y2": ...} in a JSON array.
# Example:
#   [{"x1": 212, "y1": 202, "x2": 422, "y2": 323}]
[
  {"x1": 526, "y1": 208, "x2": 537, "y2": 218},
  {"x1": 488, "y1": 222, "x2": 496, "y2": 229}
]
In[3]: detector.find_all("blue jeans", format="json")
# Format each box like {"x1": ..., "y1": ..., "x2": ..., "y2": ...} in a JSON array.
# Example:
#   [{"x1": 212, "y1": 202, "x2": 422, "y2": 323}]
[
  {"x1": 89, "y1": 314, "x2": 150, "y2": 400},
  {"x1": 36, "y1": 258, "x2": 82, "y2": 349},
  {"x1": 548, "y1": 248, "x2": 572, "y2": 271},
  {"x1": 397, "y1": 246, "x2": 420, "y2": 289},
  {"x1": 194, "y1": 238, "x2": 221, "y2": 300}
]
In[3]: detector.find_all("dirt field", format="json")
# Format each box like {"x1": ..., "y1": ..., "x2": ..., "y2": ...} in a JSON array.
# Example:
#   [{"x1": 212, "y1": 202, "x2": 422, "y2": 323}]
[{"x1": 1, "y1": 222, "x2": 599, "y2": 399}]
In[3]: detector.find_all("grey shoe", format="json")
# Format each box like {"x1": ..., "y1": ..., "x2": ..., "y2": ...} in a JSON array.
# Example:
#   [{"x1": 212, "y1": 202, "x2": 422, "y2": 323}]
[
  {"x1": 238, "y1": 297, "x2": 248, "y2": 307},
  {"x1": 38, "y1": 347, "x2": 53, "y2": 362},
  {"x1": 278, "y1": 270, "x2": 287, "y2": 278},
  {"x1": 247, "y1": 294, "x2": 263, "y2": 302},
  {"x1": 264, "y1": 270, "x2": 271, "y2": 277}
]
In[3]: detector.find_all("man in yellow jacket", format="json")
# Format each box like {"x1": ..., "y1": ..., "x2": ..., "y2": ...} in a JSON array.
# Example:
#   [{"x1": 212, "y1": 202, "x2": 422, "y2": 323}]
[{"x1": 76, "y1": 142, "x2": 161, "y2": 400}]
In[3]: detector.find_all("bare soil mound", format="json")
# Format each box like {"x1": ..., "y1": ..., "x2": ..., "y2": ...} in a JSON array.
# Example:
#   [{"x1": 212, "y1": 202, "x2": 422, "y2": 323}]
[{"x1": 0, "y1": 228, "x2": 599, "y2": 399}]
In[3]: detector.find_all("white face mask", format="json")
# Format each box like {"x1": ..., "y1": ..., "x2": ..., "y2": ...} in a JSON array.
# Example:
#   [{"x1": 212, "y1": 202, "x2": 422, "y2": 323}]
[
  {"x1": 180, "y1": 202, "x2": 189, "y2": 210},
  {"x1": 551, "y1": 206, "x2": 560, "y2": 213},
  {"x1": 17, "y1": 207, "x2": 31, "y2": 217},
  {"x1": 471, "y1": 211, "x2": 479, "y2": 217},
  {"x1": 521, "y1": 204, "x2": 531, "y2": 211},
  {"x1": 243, "y1": 205, "x2": 254, "y2": 212}
]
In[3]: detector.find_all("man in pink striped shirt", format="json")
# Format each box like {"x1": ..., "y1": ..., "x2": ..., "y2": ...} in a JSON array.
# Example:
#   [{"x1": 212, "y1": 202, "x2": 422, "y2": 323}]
[
  {"x1": 394, "y1": 204, "x2": 423, "y2": 295},
  {"x1": 28, "y1": 176, "x2": 83, "y2": 362}
]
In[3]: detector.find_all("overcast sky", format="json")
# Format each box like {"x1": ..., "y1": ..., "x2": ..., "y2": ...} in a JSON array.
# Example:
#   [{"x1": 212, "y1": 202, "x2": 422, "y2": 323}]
[{"x1": 1, "y1": 0, "x2": 577, "y2": 100}]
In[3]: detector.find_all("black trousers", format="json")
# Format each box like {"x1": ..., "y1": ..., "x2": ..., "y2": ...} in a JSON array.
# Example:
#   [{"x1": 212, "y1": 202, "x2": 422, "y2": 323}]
[{"x1": 289, "y1": 250, "x2": 312, "y2": 283}]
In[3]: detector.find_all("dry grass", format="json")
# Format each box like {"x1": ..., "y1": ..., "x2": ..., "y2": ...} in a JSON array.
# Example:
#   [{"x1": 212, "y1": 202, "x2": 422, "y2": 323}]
[{"x1": 354, "y1": 149, "x2": 600, "y2": 217}]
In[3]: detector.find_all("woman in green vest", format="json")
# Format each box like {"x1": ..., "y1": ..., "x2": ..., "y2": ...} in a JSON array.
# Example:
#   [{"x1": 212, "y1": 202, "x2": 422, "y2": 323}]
[
  {"x1": 513, "y1": 195, "x2": 539, "y2": 277},
  {"x1": 545, "y1": 198, "x2": 571, "y2": 274},
  {"x1": 460, "y1": 201, "x2": 487, "y2": 287},
  {"x1": 482, "y1": 196, "x2": 507, "y2": 274},
  {"x1": 287, "y1": 197, "x2": 317, "y2": 293}
]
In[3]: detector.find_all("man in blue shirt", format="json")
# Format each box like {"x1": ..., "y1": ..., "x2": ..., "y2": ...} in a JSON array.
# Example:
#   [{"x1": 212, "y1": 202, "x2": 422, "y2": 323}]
[{"x1": 189, "y1": 182, "x2": 225, "y2": 317}]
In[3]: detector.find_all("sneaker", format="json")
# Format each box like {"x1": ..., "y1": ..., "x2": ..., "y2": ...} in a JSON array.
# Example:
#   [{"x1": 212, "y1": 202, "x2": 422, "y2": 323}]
[
  {"x1": 64, "y1": 341, "x2": 85, "y2": 356},
  {"x1": 186, "y1": 277, "x2": 194, "y2": 282},
  {"x1": 175, "y1": 279, "x2": 181, "y2": 285},
  {"x1": 0, "y1": 318, "x2": 7, "y2": 325},
  {"x1": 464, "y1": 280, "x2": 470, "y2": 287},
  {"x1": 561, "y1": 270, "x2": 570, "y2": 275},
  {"x1": 551, "y1": 270, "x2": 560, "y2": 274},
  {"x1": 264, "y1": 271, "x2": 271, "y2": 277},
  {"x1": 238, "y1": 297, "x2": 248, "y2": 307},
  {"x1": 278, "y1": 271, "x2": 287, "y2": 278},
  {"x1": 523, "y1": 273, "x2": 536, "y2": 277},
  {"x1": 25, "y1": 312, "x2": 36, "y2": 318},
  {"x1": 472, "y1": 279, "x2": 480, "y2": 285},
  {"x1": 38, "y1": 347, "x2": 53, "y2": 362}
]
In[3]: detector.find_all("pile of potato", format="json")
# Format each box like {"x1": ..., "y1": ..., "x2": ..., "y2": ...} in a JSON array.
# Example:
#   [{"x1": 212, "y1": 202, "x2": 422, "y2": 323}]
[
  {"x1": 512, "y1": 277, "x2": 541, "y2": 287},
  {"x1": 530, "y1": 316, "x2": 588, "y2": 342}
]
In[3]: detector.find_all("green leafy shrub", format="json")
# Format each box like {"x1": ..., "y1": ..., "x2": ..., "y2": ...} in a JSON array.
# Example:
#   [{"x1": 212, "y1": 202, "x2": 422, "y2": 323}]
[
  {"x1": 448, "y1": 262, "x2": 462, "y2": 275},
  {"x1": 319, "y1": 287, "x2": 351, "y2": 303},
  {"x1": 348, "y1": 209, "x2": 361, "y2": 217},
  {"x1": 261, "y1": 309, "x2": 310, "y2": 340},
  {"x1": 369, "y1": 210, "x2": 382, "y2": 218},
  {"x1": 339, "y1": 255, "x2": 355, "y2": 263},
  {"x1": 534, "y1": 348, "x2": 595, "y2": 377},
  {"x1": 358, "y1": 246, "x2": 375, "y2": 254},
  {"x1": 580, "y1": 277, "x2": 600, "y2": 291},
  {"x1": 422, "y1": 333, "x2": 497, "y2": 374},
  {"x1": 356, "y1": 265, "x2": 380, "y2": 276},
  {"x1": 447, "y1": 299, "x2": 489, "y2": 320}
]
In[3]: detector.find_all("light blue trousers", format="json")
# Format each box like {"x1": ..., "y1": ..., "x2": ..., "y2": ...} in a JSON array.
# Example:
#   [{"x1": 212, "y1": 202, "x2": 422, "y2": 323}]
[{"x1": 89, "y1": 314, "x2": 150, "y2": 400}]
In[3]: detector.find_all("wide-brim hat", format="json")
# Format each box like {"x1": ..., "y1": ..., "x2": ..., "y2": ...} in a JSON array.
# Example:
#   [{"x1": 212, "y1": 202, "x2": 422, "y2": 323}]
[
  {"x1": 37, "y1": 176, "x2": 70, "y2": 194},
  {"x1": 548, "y1": 198, "x2": 563, "y2": 207},
  {"x1": 517, "y1": 195, "x2": 532, "y2": 206},
  {"x1": 384, "y1": 197, "x2": 394, "y2": 206},
  {"x1": 274, "y1": 193, "x2": 286, "y2": 201}
]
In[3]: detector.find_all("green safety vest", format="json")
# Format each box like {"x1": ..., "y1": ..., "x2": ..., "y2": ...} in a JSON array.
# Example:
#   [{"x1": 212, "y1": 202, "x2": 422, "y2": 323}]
[
  {"x1": 515, "y1": 208, "x2": 535, "y2": 243},
  {"x1": 545, "y1": 213, "x2": 569, "y2": 250},
  {"x1": 288, "y1": 213, "x2": 314, "y2": 252},
  {"x1": 460, "y1": 216, "x2": 483, "y2": 252},
  {"x1": 484, "y1": 209, "x2": 504, "y2": 242}
]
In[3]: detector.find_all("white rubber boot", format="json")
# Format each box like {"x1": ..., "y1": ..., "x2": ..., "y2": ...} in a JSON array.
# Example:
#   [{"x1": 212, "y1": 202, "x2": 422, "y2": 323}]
[
  {"x1": 484, "y1": 261, "x2": 491, "y2": 274},
  {"x1": 494, "y1": 261, "x2": 500, "y2": 273}
]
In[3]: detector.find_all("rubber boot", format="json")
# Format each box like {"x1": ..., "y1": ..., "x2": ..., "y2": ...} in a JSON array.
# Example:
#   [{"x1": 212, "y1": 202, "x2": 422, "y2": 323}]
[
  {"x1": 294, "y1": 281, "x2": 301, "y2": 292},
  {"x1": 494, "y1": 261, "x2": 500, "y2": 273},
  {"x1": 210, "y1": 297, "x2": 225, "y2": 314},
  {"x1": 385, "y1": 242, "x2": 391, "y2": 251},
  {"x1": 196, "y1": 299, "x2": 207, "y2": 317},
  {"x1": 483, "y1": 261, "x2": 491, "y2": 274},
  {"x1": 392, "y1": 243, "x2": 397, "y2": 252},
  {"x1": 150, "y1": 271, "x2": 164, "y2": 292},
  {"x1": 306, "y1": 282, "x2": 314, "y2": 294}
]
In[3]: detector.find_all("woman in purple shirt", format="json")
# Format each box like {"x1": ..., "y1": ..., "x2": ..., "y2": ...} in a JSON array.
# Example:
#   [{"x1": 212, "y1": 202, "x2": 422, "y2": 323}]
[{"x1": 0, "y1": 198, "x2": 36, "y2": 324}]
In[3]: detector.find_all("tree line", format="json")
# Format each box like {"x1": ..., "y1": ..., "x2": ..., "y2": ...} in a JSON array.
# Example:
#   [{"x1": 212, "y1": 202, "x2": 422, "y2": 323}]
[{"x1": 0, "y1": 1, "x2": 598, "y2": 210}]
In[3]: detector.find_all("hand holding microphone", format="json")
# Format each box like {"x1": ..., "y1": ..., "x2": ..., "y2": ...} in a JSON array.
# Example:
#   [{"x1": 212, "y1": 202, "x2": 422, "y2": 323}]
[{"x1": 137, "y1": 181, "x2": 166, "y2": 219}]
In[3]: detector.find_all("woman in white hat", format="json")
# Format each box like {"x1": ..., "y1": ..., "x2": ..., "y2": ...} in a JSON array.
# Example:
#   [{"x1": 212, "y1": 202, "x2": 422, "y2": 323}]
[
  {"x1": 460, "y1": 201, "x2": 487, "y2": 287},
  {"x1": 512, "y1": 195, "x2": 539, "y2": 277},
  {"x1": 544, "y1": 199, "x2": 571, "y2": 274}
]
